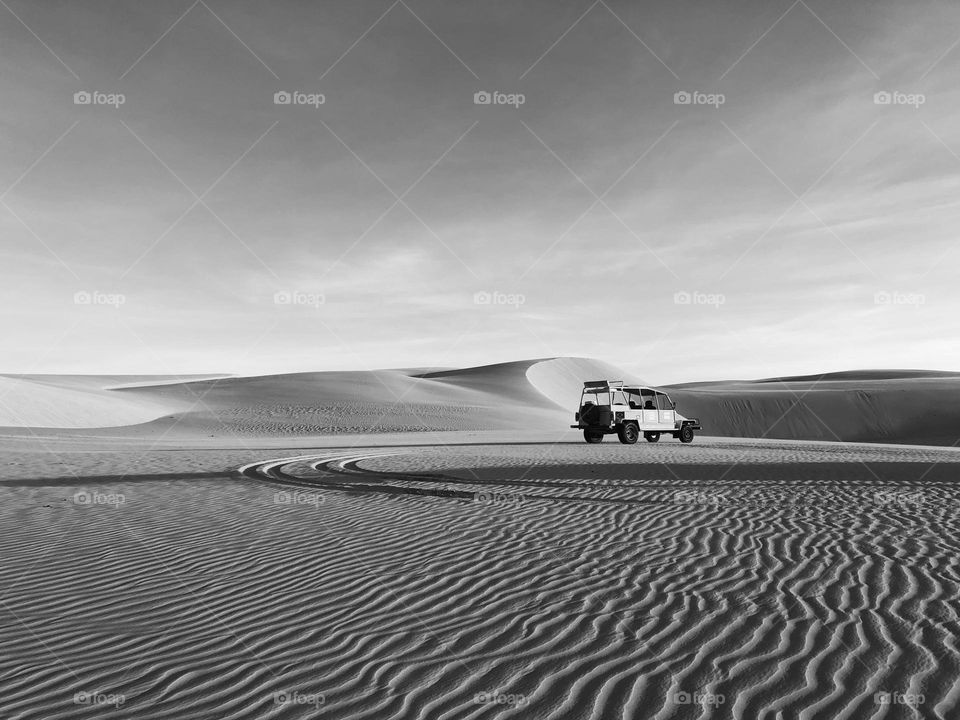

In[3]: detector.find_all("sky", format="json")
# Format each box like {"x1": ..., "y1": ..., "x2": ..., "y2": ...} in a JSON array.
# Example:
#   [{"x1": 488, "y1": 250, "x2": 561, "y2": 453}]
[{"x1": 2, "y1": 0, "x2": 960, "y2": 384}]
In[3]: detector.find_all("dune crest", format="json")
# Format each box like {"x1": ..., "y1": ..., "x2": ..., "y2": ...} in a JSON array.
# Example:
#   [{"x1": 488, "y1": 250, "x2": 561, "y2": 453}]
[
  {"x1": 525, "y1": 357, "x2": 643, "y2": 409},
  {"x1": 0, "y1": 376, "x2": 186, "y2": 429}
]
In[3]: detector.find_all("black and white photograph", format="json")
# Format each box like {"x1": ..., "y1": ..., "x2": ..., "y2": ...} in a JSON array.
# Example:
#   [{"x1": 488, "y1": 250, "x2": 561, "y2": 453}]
[{"x1": 3, "y1": 1, "x2": 960, "y2": 718}]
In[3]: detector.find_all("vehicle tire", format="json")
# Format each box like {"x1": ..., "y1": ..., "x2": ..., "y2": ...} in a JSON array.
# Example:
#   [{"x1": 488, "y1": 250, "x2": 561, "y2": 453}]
[
  {"x1": 644, "y1": 431, "x2": 660, "y2": 443},
  {"x1": 584, "y1": 429, "x2": 604, "y2": 444},
  {"x1": 679, "y1": 425, "x2": 695, "y2": 443},
  {"x1": 617, "y1": 423, "x2": 639, "y2": 444}
]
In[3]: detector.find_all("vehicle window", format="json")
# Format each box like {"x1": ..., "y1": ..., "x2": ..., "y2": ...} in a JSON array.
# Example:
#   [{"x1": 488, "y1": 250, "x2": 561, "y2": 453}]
[
  {"x1": 640, "y1": 389, "x2": 656, "y2": 410},
  {"x1": 627, "y1": 391, "x2": 643, "y2": 409},
  {"x1": 656, "y1": 393, "x2": 672, "y2": 410}
]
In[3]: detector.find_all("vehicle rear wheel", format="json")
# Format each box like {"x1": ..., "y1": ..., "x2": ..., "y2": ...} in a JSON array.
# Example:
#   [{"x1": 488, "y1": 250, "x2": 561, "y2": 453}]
[
  {"x1": 644, "y1": 431, "x2": 660, "y2": 443},
  {"x1": 584, "y1": 429, "x2": 604, "y2": 444},
  {"x1": 679, "y1": 425, "x2": 695, "y2": 443},
  {"x1": 617, "y1": 423, "x2": 639, "y2": 444}
]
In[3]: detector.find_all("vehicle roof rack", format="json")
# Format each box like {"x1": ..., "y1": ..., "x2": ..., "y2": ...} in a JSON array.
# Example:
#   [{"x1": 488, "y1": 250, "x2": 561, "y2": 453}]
[{"x1": 583, "y1": 380, "x2": 623, "y2": 388}]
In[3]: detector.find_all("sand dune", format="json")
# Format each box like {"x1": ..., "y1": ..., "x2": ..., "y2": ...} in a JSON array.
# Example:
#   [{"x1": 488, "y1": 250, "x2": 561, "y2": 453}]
[
  {"x1": 0, "y1": 375, "x2": 189, "y2": 429},
  {"x1": 3, "y1": 360, "x2": 960, "y2": 447},
  {"x1": 1, "y1": 359, "x2": 616, "y2": 435},
  {"x1": 669, "y1": 371, "x2": 960, "y2": 446}
]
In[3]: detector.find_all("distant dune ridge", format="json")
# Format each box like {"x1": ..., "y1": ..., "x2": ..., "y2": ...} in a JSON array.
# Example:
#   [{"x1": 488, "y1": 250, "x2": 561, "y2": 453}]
[{"x1": 1, "y1": 360, "x2": 959, "y2": 445}]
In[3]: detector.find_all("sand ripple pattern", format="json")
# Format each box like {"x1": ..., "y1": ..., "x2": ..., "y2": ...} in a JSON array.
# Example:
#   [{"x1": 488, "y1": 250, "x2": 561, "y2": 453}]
[{"x1": 3, "y1": 443, "x2": 960, "y2": 719}]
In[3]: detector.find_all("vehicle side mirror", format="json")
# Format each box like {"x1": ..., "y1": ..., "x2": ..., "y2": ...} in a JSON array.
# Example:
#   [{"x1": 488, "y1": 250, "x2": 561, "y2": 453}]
[{"x1": 671, "y1": 401, "x2": 676, "y2": 409}]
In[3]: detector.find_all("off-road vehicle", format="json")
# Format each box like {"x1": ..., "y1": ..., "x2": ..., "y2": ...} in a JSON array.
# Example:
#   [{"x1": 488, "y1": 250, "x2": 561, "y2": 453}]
[{"x1": 572, "y1": 380, "x2": 702, "y2": 444}]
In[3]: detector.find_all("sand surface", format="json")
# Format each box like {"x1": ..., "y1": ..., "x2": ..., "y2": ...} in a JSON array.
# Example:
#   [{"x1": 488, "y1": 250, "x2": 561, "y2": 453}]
[
  {"x1": 3, "y1": 434, "x2": 960, "y2": 719},
  {"x1": 4, "y1": 359, "x2": 960, "y2": 448}
]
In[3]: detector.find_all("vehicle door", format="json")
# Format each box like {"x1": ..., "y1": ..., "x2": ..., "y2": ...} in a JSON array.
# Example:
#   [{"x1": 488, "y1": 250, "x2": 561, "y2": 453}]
[
  {"x1": 641, "y1": 389, "x2": 659, "y2": 426},
  {"x1": 657, "y1": 392, "x2": 675, "y2": 428}
]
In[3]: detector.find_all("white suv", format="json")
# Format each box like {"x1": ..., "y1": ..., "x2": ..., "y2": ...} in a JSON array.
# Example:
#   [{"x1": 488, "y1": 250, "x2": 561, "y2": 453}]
[{"x1": 572, "y1": 380, "x2": 702, "y2": 444}]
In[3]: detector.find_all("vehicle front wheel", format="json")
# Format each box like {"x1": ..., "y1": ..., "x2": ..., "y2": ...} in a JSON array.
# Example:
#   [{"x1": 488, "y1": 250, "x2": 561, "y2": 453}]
[
  {"x1": 617, "y1": 423, "x2": 639, "y2": 444},
  {"x1": 644, "y1": 431, "x2": 660, "y2": 443},
  {"x1": 679, "y1": 425, "x2": 695, "y2": 443},
  {"x1": 584, "y1": 429, "x2": 604, "y2": 444}
]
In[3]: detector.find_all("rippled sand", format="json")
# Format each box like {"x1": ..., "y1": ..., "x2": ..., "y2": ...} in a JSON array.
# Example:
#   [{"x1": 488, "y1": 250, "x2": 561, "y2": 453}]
[{"x1": 3, "y1": 436, "x2": 959, "y2": 718}]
